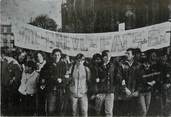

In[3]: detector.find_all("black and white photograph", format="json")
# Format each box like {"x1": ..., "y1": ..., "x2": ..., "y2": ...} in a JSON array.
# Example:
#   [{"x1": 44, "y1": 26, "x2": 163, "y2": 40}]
[{"x1": 1, "y1": 0, "x2": 171, "y2": 116}]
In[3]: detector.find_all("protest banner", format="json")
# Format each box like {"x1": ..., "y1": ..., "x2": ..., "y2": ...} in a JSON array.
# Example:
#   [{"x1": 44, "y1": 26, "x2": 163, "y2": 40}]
[{"x1": 12, "y1": 21, "x2": 171, "y2": 57}]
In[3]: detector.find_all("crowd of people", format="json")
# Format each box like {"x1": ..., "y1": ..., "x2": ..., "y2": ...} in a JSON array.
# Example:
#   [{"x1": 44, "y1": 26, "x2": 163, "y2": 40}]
[{"x1": 1, "y1": 46, "x2": 171, "y2": 117}]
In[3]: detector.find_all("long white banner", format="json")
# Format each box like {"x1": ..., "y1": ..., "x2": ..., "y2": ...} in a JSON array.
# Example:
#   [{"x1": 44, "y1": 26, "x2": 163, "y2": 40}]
[{"x1": 12, "y1": 21, "x2": 171, "y2": 57}]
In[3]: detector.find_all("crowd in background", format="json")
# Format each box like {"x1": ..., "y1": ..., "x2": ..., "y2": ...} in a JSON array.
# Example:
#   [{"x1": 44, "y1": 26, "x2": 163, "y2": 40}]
[{"x1": 1, "y1": 46, "x2": 171, "y2": 117}]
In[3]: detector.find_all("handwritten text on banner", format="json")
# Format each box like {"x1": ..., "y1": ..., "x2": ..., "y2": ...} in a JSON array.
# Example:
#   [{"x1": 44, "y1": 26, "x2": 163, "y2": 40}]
[{"x1": 12, "y1": 21, "x2": 171, "y2": 57}]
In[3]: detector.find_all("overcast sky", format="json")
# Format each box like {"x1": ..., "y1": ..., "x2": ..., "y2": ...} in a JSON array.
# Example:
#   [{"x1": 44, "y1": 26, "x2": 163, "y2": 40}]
[{"x1": 1, "y1": 0, "x2": 64, "y2": 27}]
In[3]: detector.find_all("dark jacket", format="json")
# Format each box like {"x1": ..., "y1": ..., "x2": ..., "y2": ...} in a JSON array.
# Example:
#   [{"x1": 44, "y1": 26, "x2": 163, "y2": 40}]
[
  {"x1": 97, "y1": 62, "x2": 118, "y2": 93},
  {"x1": 119, "y1": 60, "x2": 141, "y2": 93},
  {"x1": 1, "y1": 58, "x2": 21, "y2": 89},
  {"x1": 149, "y1": 61, "x2": 162, "y2": 94},
  {"x1": 39, "y1": 60, "x2": 67, "y2": 93},
  {"x1": 160, "y1": 62, "x2": 171, "y2": 85},
  {"x1": 89, "y1": 63, "x2": 101, "y2": 94},
  {"x1": 137, "y1": 63, "x2": 155, "y2": 93}
]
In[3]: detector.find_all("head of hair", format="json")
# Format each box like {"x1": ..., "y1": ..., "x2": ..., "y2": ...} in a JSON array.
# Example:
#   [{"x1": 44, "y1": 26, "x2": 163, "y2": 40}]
[
  {"x1": 34, "y1": 51, "x2": 46, "y2": 62},
  {"x1": 75, "y1": 53, "x2": 84, "y2": 60},
  {"x1": 102, "y1": 52, "x2": 108, "y2": 58},
  {"x1": 92, "y1": 53, "x2": 102, "y2": 61},
  {"x1": 1, "y1": 47, "x2": 9, "y2": 56},
  {"x1": 134, "y1": 48, "x2": 141, "y2": 54},
  {"x1": 52, "y1": 48, "x2": 62, "y2": 55},
  {"x1": 24, "y1": 60, "x2": 37, "y2": 70},
  {"x1": 102, "y1": 50, "x2": 109, "y2": 57},
  {"x1": 126, "y1": 48, "x2": 136, "y2": 56},
  {"x1": 140, "y1": 52, "x2": 149, "y2": 63}
]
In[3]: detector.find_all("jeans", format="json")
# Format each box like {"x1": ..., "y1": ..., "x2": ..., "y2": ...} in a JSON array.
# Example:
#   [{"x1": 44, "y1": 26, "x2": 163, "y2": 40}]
[
  {"x1": 70, "y1": 94, "x2": 88, "y2": 117},
  {"x1": 95, "y1": 93, "x2": 114, "y2": 117},
  {"x1": 19, "y1": 94, "x2": 36, "y2": 116},
  {"x1": 138, "y1": 92, "x2": 151, "y2": 117},
  {"x1": 47, "y1": 90, "x2": 65, "y2": 116},
  {"x1": 37, "y1": 90, "x2": 46, "y2": 116}
]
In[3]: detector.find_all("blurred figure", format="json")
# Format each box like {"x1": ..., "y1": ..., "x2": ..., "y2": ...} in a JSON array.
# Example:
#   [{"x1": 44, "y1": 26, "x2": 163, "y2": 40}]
[
  {"x1": 17, "y1": 50, "x2": 27, "y2": 71},
  {"x1": 35, "y1": 51, "x2": 47, "y2": 72},
  {"x1": 18, "y1": 60, "x2": 39, "y2": 115},
  {"x1": 61, "y1": 54, "x2": 72, "y2": 115},
  {"x1": 164, "y1": 53, "x2": 171, "y2": 116},
  {"x1": 62, "y1": 54, "x2": 71, "y2": 71},
  {"x1": 89, "y1": 53, "x2": 102, "y2": 95},
  {"x1": 39, "y1": 48, "x2": 67, "y2": 116},
  {"x1": 89, "y1": 53, "x2": 102, "y2": 115},
  {"x1": 34, "y1": 51, "x2": 47, "y2": 115},
  {"x1": 67, "y1": 53, "x2": 91, "y2": 117},
  {"x1": 146, "y1": 50, "x2": 162, "y2": 116},
  {"x1": 160, "y1": 52, "x2": 171, "y2": 116},
  {"x1": 137, "y1": 52, "x2": 153, "y2": 117},
  {"x1": 118, "y1": 48, "x2": 142, "y2": 116},
  {"x1": 1, "y1": 47, "x2": 22, "y2": 116},
  {"x1": 134, "y1": 48, "x2": 142, "y2": 63},
  {"x1": 93, "y1": 50, "x2": 117, "y2": 117}
]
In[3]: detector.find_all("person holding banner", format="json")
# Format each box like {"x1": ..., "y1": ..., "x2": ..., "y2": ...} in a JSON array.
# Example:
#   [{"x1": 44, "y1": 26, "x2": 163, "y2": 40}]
[
  {"x1": 136, "y1": 52, "x2": 153, "y2": 117},
  {"x1": 18, "y1": 60, "x2": 39, "y2": 116},
  {"x1": 118, "y1": 48, "x2": 142, "y2": 116},
  {"x1": 67, "y1": 53, "x2": 91, "y2": 117},
  {"x1": 35, "y1": 51, "x2": 47, "y2": 116},
  {"x1": 39, "y1": 48, "x2": 67, "y2": 116},
  {"x1": 89, "y1": 53, "x2": 103, "y2": 115},
  {"x1": 146, "y1": 50, "x2": 162, "y2": 116},
  {"x1": 92, "y1": 50, "x2": 117, "y2": 117}
]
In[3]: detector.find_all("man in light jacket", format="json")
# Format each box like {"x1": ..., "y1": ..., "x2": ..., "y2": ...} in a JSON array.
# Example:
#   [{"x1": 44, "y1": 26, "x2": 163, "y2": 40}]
[{"x1": 67, "y1": 53, "x2": 91, "y2": 117}]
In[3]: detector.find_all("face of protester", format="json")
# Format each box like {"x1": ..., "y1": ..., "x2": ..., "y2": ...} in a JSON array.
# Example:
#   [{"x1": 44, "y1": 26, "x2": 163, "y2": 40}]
[
  {"x1": 76, "y1": 57, "x2": 85, "y2": 65},
  {"x1": 0, "y1": 53, "x2": 5, "y2": 61},
  {"x1": 151, "y1": 52, "x2": 157, "y2": 61},
  {"x1": 162, "y1": 55, "x2": 168, "y2": 63},
  {"x1": 18, "y1": 52, "x2": 26, "y2": 63},
  {"x1": 37, "y1": 53, "x2": 44, "y2": 63},
  {"x1": 136, "y1": 53, "x2": 141, "y2": 61},
  {"x1": 126, "y1": 50, "x2": 134, "y2": 61},
  {"x1": 103, "y1": 56, "x2": 108, "y2": 64},
  {"x1": 25, "y1": 66, "x2": 34, "y2": 74},
  {"x1": 106, "y1": 52, "x2": 111, "y2": 61},
  {"x1": 95, "y1": 57, "x2": 102, "y2": 64},
  {"x1": 53, "y1": 51, "x2": 61, "y2": 63}
]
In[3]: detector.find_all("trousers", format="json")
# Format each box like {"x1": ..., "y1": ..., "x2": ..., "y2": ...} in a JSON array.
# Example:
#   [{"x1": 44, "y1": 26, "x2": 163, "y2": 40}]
[
  {"x1": 70, "y1": 94, "x2": 88, "y2": 117},
  {"x1": 95, "y1": 93, "x2": 114, "y2": 117}
]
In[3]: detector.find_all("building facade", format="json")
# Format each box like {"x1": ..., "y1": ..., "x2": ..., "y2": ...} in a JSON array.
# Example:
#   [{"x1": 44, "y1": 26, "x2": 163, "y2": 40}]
[{"x1": 0, "y1": 24, "x2": 14, "y2": 49}]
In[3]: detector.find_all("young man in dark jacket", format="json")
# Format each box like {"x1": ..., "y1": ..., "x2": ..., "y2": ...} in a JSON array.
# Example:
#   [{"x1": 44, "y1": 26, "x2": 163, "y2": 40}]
[
  {"x1": 39, "y1": 48, "x2": 67, "y2": 116},
  {"x1": 137, "y1": 52, "x2": 154, "y2": 117},
  {"x1": 92, "y1": 50, "x2": 118, "y2": 117},
  {"x1": 118, "y1": 48, "x2": 142, "y2": 116},
  {"x1": 146, "y1": 50, "x2": 162, "y2": 116},
  {"x1": 1, "y1": 47, "x2": 22, "y2": 116}
]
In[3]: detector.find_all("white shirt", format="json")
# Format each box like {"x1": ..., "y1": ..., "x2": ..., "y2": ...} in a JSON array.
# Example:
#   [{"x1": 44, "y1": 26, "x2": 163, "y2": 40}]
[
  {"x1": 37, "y1": 60, "x2": 46, "y2": 72},
  {"x1": 18, "y1": 71, "x2": 39, "y2": 95}
]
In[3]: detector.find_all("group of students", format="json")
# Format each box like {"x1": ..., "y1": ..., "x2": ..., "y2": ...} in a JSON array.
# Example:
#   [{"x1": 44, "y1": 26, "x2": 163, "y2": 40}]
[{"x1": 1, "y1": 47, "x2": 171, "y2": 117}]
